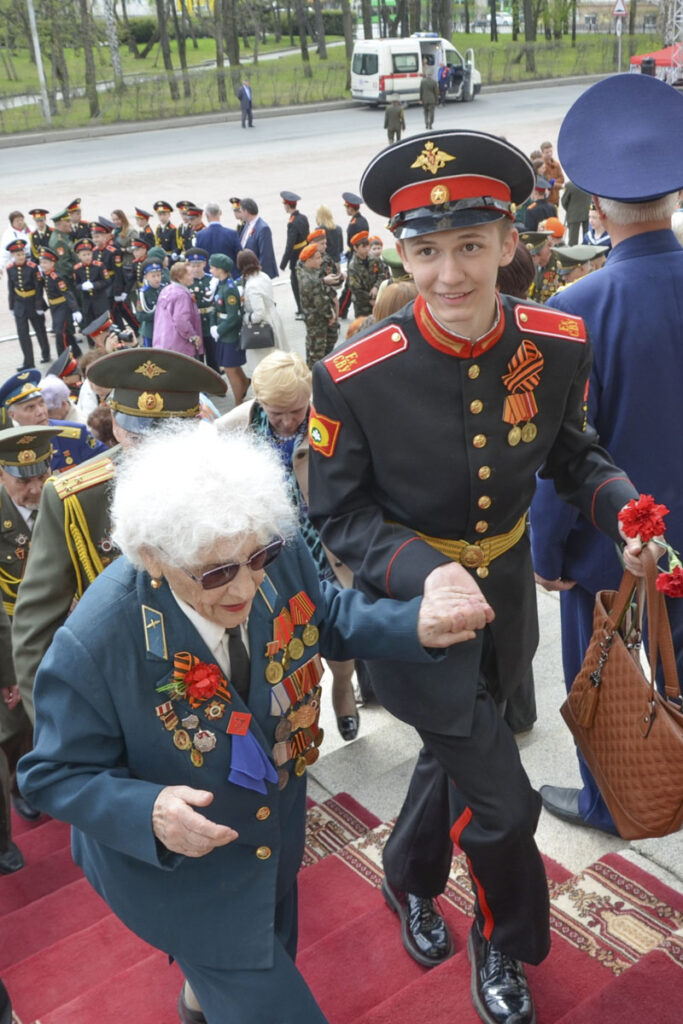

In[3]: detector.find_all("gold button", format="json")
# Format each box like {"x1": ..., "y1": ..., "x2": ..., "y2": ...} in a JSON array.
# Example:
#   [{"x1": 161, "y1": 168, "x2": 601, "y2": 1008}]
[
  {"x1": 255, "y1": 845, "x2": 272, "y2": 860},
  {"x1": 391, "y1": 331, "x2": 402, "y2": 343},
  {"x1": 475, "y1": 520, "x2": 489, "y2": 534},
  {"x1": 255, "y1": 806, "x2": 270, "y2": 821},
  {"x1": 472, "y1": 434, "x2": 487, "y2": 449},
  {"x1": 468, "y1": 364, "x2": 480, "y2": 380},
  {"x1": 476, "y1": 566, "x2": 489, "y2": 579},
  {"x1": 469, "y1": 400, "x2": 483, "y2": 414},
  {"x1": 478, "y1": 466, "x2": 491, "y2": 480},
  {"x1": 478, "y1": 495, "x2": 492, "y2": 510},
  {"x1": 519, "y1": 312, "x2": 528, "y2": 322}
]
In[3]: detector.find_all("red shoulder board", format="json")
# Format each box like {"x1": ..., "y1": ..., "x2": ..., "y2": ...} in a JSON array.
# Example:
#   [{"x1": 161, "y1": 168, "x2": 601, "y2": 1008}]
[
  {"x1": 514, "y1": 305, "x2": 586, "y2": 343},
  {"x1": 323, "y1": 324, "x2": 408, "y2": 383}
]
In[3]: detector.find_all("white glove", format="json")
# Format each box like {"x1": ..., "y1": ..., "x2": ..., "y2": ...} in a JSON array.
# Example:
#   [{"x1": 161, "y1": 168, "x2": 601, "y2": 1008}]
[
  {"x1": 72, "y1": 311, "x2": 83, "y2": 325},
  {"x1": 210, "y1": 325, "x2": 219, "y2": 341},
  {"x1": 171, "y1": 252, "x2": 180, "y2": 262},
  {"x1": 36, "y1": 309, "x2": 45, "y2": 317},
  {"x1": 114, "y1": 292, "x2": 127, "y2": 302},
  {"x1": 81, "y1": 280, "x2": 94, "y2": 292},
  {"x1": 206, "y1": 276, "x2": 219, "y2": 297}
]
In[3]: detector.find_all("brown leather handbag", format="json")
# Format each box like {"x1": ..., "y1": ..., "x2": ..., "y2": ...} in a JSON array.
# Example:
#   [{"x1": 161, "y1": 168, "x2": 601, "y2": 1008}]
[{"x1": 561, "y1": 551, "x2": 683, "y2": 839}]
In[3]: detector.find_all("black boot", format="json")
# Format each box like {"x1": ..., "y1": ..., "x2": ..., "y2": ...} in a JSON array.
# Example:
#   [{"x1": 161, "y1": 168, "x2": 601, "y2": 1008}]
[{"x1": 468, "y1": 922, "x2": 535, "y2": 1024}]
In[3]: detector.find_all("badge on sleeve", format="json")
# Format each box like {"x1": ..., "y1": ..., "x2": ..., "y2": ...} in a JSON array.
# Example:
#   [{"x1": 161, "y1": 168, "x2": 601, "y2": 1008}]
[{"x1": 308, "y1": 408, "x2": 341, "y2": 458}]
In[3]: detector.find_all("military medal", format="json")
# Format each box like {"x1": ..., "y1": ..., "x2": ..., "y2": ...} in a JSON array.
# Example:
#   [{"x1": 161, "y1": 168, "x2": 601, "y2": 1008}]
[
  {"x1": 181, "y1": 714, "x2": 199, "y2": 729},
  {"x1": 173, "y1": 729, "x2": 191, "y2": 750},
  {"x1": 205, "y1": 700, "x2": 226, "y2": 720},
  {"x1": 521, "y1": 422, "x2": 537, "y2": 443},
  {"x1": 304, "y1": 747, "x2": 320, "y2": 766},
  {"x1": 288, "y1": 702, "x2": 318, "y2": 730},
  {"x1": 193, "y1": 729, "x2": 217, "y2": 753},
  {"x1": 293, "y1": 755, "x2": 307, "y2": 777},
  {"x1": 274, "y1": 717, "x2": 292, "y2": 741},
  {"x1": 288, "y1": 637, "x2": 305, "y2": 661},
  {"x1": 302, "y1": 623, "x2": 319, "y2": 647},
  {"x1": 501, "y1": 340, "x2": 544, "y2": 448},
  {"x1": 190, "y1": 749, "x2": 204, "y2": 767},
  {"x1": 507, "y1": 425, "x2": 522, "y2": 446},
  {"x1": 265, "y1": 660, "x2": 284, "y2": 685}
]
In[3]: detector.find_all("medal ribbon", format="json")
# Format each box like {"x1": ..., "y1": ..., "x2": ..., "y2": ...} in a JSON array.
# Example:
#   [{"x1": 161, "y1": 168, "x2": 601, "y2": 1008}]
[
  {"x1": 289, "y1": 590, "x2": 316, "y2": 625},
  {"x1": 501, "y1": 340, "x2": 543, "y2": 425},
  {"x1": 290, "y1": 654, "x2": 324, "y2": 701},
  {"x1": 273, "y1": 609, "x2": 294, "y2": 650}
]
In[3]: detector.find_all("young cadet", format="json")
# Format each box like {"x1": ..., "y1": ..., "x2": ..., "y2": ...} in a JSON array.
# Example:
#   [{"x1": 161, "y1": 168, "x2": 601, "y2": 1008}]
[
  {"x1": 48, "y1": 209, "x2": 77, "y2": 282},
  {"x1": 66, "y1": 198, "x2": 91, "y2": 242},
  {"x1": 73, "y1": 239, "x2": 110, "y2": 323},
  {"x1": 28, "y1": 208, "x2": 51, "y2": 262},
  {"x1": 153, "y1": 200, "x2": 179, "y2": 260},
  {"x1": 134, "y1": 207, "x2": 155, "y2": 249},
  {"x1": 308, "y1": 130, "x2": 655, "y2": 1024},
  {"x1": 136, "y1": 259, "x2": 165, "y2": 348},
  {"x1": 209, "y1": 253, "x2": 247, "y2": 403},
  {"x1": 5, "y1": 239, "x2": 50, "y2": 369},
  {"x1": 296, "y1": 242, "x2": 338, "y2": 368},
  {"x1": 39, "y1": 246, "x2": 81, "y2": 356},
  {"x1": 186, "y1": 247, "x2": 220, "y2": 371},
  {"x1": 347, "y1": 230, "x2": 386, "y2": 317}
]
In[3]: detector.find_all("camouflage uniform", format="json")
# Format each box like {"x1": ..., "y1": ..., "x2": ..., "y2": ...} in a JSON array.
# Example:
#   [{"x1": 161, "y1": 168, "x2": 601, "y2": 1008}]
[
  {"x1": 348, "y1": 253, "x2": 388, "y2": 317},
  {"x1": 297, "y1": 262, "x2": 338, "y2": 369},
  {"x1": 529, "y1": 251, "x2": 561, "y2": 304}
]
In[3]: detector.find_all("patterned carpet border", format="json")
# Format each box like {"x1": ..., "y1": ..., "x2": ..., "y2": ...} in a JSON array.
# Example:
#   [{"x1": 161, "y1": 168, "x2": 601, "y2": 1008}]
[
  {"x1": 335, "y1": 822, "x2": 683, "y2": 978},
  {"x1": 302, "y1": 795, "x2": 376, "y2": 868}
]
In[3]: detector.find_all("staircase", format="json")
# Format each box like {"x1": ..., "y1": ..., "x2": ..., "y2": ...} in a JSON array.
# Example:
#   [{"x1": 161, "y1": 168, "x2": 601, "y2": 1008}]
[{"x1": 1, "y1": 799, "x2": 681, "y2": 1024}]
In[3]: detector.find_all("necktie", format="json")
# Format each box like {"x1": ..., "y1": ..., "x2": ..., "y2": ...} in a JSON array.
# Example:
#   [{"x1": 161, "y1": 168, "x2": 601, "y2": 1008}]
[
  {"x1": 227, "y1": 626, "x2": 250, "y2": 702},
  {"x1": 27, "y1": 509, "x2": 37, "y2": 531}
]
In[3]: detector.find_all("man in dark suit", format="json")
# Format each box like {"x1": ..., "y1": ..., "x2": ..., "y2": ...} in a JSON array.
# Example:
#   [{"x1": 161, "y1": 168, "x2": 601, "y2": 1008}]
[
  {"x1": 279, "y1": 191, "x2": 309, "y2": 319},
  {"x1": 238, "y1": 199, "x2": 278, "y2": 279},
  {"x1": 237, "y1": 77, "x2": 254, "y2": 127},
  {"x1": 195, "y1": 203, "x2": 241, "y2": 264}
]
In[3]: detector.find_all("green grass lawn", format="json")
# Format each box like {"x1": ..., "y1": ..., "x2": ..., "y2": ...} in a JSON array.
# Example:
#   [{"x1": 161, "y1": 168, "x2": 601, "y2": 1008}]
[{"x1": 0, "y1": 31, "x2": 662, "y2": 135}]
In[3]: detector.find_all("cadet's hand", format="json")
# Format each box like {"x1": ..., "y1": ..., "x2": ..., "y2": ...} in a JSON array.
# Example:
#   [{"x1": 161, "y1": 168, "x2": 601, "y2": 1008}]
[
  {"x1": 1, "y1": 685, "x2": 21, "y2": 710},
  {"x1": 534, "y1": 573, "x2": 576, "y2": 592},
  {"x1": 152, "y1": 786, "x2": 238, "y2": 857}
]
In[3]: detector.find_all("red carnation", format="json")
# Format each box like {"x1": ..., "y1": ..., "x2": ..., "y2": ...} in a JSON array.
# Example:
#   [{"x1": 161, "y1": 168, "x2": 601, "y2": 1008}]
[
  {"x1": 618, "y1": 494, "x2": 669, "y2": 543},
  {"x1": 185, "y1": 662, "x2": 222, "y2": 700},
  {"x1": 656, "y1": 566, "x2": 683, "y2": 598}
]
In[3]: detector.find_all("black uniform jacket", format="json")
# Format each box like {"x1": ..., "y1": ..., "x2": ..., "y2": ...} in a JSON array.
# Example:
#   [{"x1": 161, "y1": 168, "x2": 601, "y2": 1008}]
[
  {"x1": 309, "y1": 293, "x2": 637, "y2": 735},
  {"x1": 280, "y1": 211, "x2": 310, "y2": 271}
]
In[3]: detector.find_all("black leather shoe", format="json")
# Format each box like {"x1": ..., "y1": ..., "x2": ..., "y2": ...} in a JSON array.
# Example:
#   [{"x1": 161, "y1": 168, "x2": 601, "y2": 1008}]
[
  {"x1": 0, "y1": 841, "x2": 25, "y2": 875},
  {"x1": 539, "y1": 785, "x2": 618, "y2": 835},
  {"x1": 40, "y1": 355, "x2": 51, "y2": 364},
  {"x1": 468, "y1": 922, "x2": 535, "y2": 1024},
  {"x1": 177, "y1": 984, "x2": 207, "y2": 1024},
  {"x1": 336, "y1": 713, "x2": 359, "y2": 742},
  {"x1": 381, "y1": 878, "x2": 454, "y2": 967},
  {"x1": 11, "y1": 792, "x2": 41, "y2": 821}
]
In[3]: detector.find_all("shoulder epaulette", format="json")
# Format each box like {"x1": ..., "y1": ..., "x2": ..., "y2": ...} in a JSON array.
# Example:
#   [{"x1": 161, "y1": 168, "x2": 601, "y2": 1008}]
[
  {"x1": 57, "y1": 425, "x2": 84, "y2": 440},
  {"x1": 514, "y1": 304, "x2": 586, "y2": 343},
  {"x1": 50, "y1": 455, "x2": 116, "y2": 500},
  {"x1": 323, "y1": 324, "x2": 409, "y2": 383}
]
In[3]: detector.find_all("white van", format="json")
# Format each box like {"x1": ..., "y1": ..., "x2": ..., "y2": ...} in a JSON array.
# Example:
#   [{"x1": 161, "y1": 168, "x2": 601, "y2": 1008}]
[{"x1": 350, "y1": 32, "x2": 481, "y2": 106}]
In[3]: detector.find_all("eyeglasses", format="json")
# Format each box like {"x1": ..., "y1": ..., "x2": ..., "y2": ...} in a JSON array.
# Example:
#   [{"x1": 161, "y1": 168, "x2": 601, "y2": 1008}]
[{"x1": 176, "y1": 537, "x2": 285, "y2": 591}]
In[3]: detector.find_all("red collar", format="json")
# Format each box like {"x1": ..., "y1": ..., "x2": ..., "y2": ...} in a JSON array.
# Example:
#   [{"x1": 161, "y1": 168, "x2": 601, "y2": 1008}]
[{"x1": 414, "y1": 293, "x2": 506, "y2": 359}]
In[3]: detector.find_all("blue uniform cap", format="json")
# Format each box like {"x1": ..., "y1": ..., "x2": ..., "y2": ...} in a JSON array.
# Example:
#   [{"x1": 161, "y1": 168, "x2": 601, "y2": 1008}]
[
  {"x1": 0, "y1": 369, "x2": 42, "y2": 410},
  {"x1": 558, "y1": 73, "x2": 683, "y2": 202}
]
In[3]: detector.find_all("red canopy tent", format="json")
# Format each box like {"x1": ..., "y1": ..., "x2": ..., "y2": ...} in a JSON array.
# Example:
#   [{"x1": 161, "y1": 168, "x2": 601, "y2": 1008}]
[{"x1": 630, "y1": 44, "x2": 682, "y2": 68}]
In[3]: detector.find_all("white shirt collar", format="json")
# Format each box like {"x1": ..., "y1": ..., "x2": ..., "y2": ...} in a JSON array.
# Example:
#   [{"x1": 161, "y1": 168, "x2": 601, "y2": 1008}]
[{"x1": 169, "y1": 589, "x2": 250, "y2": 676}]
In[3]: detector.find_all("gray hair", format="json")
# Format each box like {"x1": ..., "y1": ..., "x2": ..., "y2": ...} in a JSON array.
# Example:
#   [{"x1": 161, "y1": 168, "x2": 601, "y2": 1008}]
[
  {"x1": 598, "y1": 192, "x2": 679, "y2": 225},
  {"x1": 204, "y1": 201, "x2": 221, "y2": 219},
  {"x1": 39, "y1": 374, "x2": 70, "y2": 410},
  {"x1": 111, "y1": 422, "x2": 297, "y2": 570}
]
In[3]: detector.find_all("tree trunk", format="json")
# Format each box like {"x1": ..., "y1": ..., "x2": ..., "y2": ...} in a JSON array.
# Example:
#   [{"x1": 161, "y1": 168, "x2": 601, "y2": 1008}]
[
  {"x1": 180, "y1": 0, "x2": 198, "y2": 48},
  {"x1": 102, "y1": 0, "x2": 124, "y2": 90},
  {"x1": 155, "y1": 0, "x2": 179, "y2": 99},
  {"x1": 409, "y1": 0, "x2": 421, "y2": 34},
  {"x1": 294, "y1": 0, "x2": 312, "y2": 78},
  {"x1": 168, "y1": 0, "x2": 191, "y2": 97},
  {"x1": 286, "y1": 2, "x2": 295, "y2": 46},
  {"x1": 252, "y1": 5, "x2": 261, "y2": 64},
  {"x1": 78, "y1": 0, "x2": 100, "y2": 117},
  {"x1": 628, "y1": 0, "x2": 637, "y2": 34},
  {"x1": 223, "y1": 0, "x2": 241, "y2": 93},
  {"x1": 361, "y1": 0, "x2": 373, "y2": 39},
  {"x1": 119, "y1": 0, "x2": 141, "y2": 57},
  {"x1": 464, "y1": 0, "x2": 470, "y2": 33},
  {"x1": 439, "y1": 0, "x2": 453, "y2": 38},
  {"x1": 523, "y1": 0, "x2": 537, "y2": 70},
  {"x1": 489, "y1": 0, "x2": 498, "y2": 41},
  {"x1": 313, "y1": 0, "x2": 327, "y2": 57},
  {"x1": 213, "y1": 0, "x2": 227, "y2": 102}
]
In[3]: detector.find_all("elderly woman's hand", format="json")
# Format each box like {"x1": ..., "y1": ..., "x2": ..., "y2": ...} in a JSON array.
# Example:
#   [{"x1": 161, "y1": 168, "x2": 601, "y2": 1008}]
[
  {"x1": 418, "y1": 562, "x2": 495, "y2": 647},
  {"x1": 152, "y1": 786, "x2": 239, "y2": 857}
]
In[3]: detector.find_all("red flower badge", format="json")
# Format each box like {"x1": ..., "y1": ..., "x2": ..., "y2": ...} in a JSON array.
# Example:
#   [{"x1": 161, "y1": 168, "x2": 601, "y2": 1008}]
[
  {"x1": 184, "y1": 662, "x2": 223, "y2": 701},
  {"x1": 157, "y1": 653, "x2": 231, "y2": 704},
  {"x1": 656, "y1": 566, "x2": 683, "y2": 598},
  {"x1": 618, "y1": 494, "x2": 669, "y2": 543}
]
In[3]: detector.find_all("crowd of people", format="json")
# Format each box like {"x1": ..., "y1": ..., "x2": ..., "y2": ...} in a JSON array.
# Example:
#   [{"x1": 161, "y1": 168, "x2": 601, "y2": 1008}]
[{"x1": 1, "y1": 71, "x2": 683, "y2": 1024}]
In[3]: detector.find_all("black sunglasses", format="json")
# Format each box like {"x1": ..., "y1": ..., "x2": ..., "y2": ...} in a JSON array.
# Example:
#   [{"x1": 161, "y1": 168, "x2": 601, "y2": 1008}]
[{"x1": 176, "y1": 537, "x2": 285, "y2": 591}]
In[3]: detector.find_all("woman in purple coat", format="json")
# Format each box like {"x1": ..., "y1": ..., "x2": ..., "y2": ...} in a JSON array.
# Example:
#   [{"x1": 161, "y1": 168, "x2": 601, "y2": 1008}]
[{"x1": 152, "y1": 262, "x2": 203, "y2": 359}]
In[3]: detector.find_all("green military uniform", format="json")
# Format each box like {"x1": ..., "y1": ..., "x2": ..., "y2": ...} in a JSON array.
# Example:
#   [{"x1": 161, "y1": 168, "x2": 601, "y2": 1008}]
[
  {"x1": 419, "y1": 76, "x2": 439, "y2": 129},
  {"x1": 12, "y1": 351, "x2": 227, "y2": 723},
  {"x1": 521, "y1": 232, "x2": 561, "y2": 305},
  {"x1": 137, "y1": 281, "x2": 164, "y2": 346},
  {"x1": 348, "y1": 252, "x2": 386, "y2": 317},
  {"x1": 297, "y1": 261, "x2": 338, "y2": 368},
  {"x1": 48, "y1": 212, "x2": 77, "y2": 282},
  {"x1": 1, "y1": 599, "x2": 24, "y2": 871}
]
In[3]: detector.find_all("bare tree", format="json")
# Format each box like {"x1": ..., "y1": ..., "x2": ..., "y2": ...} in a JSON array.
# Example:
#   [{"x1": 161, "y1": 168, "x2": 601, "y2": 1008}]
[
  {"x1": 78, "y1": 0, "x2": 100, "y2": 117},
  {"x1": 155, "y1": 0, "x2": 180, "y2": 99},
  {"x1": 361, "y1": 0, "x2": 373, "y2": 39},
  {"x1": 168, "y1": 0, "x2": 191, "y2": 97},
  {"x1": 223, "y1": 0, "x2": 241, "y2": 92},
  {"x1": 213, "y1": 0, "x2": 228, "y2": 103},
  {"x1": 409, "y1": 0, "x2": 421, "y2": 34},
  {"x1": 294, "y1": 0, "x2": 312, "y2": 78},
  {"x1": 438, "y1": 0, "x2": 453, "y2": 38},
  {"x1": 102, "y1": 0, "x2": 124, "y2": 89},
  {"x1": 313, "y1": 0, "x2": 327, "y2": 57}
]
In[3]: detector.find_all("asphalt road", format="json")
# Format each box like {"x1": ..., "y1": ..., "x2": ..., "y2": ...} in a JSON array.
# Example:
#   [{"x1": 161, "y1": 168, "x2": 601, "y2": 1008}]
[{"x1": 0, "y1": 81, "x2": 589, "y2": 369}]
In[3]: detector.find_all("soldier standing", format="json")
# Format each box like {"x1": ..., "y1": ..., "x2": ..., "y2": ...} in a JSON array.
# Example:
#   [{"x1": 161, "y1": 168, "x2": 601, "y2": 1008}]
[
  {"x1": 186, "y1": 247, "x2": 221, "y2": 372},
  {"x1": 5, "y1": 239, "x2": 50, "y2": 369},
  {"x1": 136, "y1": 258, "x2": 166, "y2": 348},
  {"x1": 28, "y1": 207, "x2": 51, "y2": 262},
  {"x1": 338, "y1": 192, "x2": 369, "y2": 318},
  {"x1": 48, "y1": 209, "x2": 77, "y2": 283},
  {"x1": 134, "y1": 207, "x2": 156, "y2": 248},
  {"x1": 153, "y1": 200, "x2": 180, "y2": 259},
  {"x1": 384, "y1": 98, "x2": 406, "y2": 144},
  {"x1": 66, "y1": 198, "x2": 91, "y2": 243},
  {"x1": 39, "y1": 246, "x2": 81, "y2": 355},
  {"x1": 520, "y1": 231, "x2": 561, "y2": 303},
  {"x1": 72, "y1": 239, "x2": 110, "y2": 323},
  {"x1": 279, "y1": 191, "x2": 309, "y2": 319},
  {"x1": 419, "y1": 72, "x2": 439, "y2": 128},
  {"x1": 347, "y1": 230, "x2": 387, "y2": 317},
  {"x1": 297, "y1": 242, "x2": 338, "y2": 368}
]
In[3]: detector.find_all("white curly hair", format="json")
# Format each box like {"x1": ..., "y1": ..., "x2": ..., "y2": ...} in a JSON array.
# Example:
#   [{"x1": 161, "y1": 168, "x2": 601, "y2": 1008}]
[{"x1": 111, "y1": 421, "x2": 297, "y2": 569}]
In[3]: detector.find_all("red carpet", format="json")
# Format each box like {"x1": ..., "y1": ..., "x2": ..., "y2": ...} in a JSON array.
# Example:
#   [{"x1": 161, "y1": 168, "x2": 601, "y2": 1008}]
[{"x1": 1, "y1": 799, "x2": 681, "y2": 1023}]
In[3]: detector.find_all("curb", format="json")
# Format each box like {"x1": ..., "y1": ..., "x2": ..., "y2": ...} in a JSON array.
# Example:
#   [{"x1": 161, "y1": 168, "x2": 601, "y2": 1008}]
[{"x1": 0, "y1": 75, "x2": 607, "y2": 150}]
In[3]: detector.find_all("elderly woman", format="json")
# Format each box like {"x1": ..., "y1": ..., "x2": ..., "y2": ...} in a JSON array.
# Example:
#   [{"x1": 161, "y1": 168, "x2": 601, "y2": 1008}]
[
  {"x1": 18, "y1": 424, "x2": 490, "y2": 1024},
  {"x1": 153, "y1": 262, "x2": 203, "y2": 358},
  {"x1": 218, "y1": 351, "x2": 360, "y2": 740},
  {"x1": 235, "y1": 249, "x2": 287, "y2": 378}
]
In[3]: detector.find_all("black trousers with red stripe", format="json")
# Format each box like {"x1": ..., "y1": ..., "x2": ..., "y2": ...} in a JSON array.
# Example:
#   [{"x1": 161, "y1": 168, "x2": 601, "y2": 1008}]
[{"x1": 382, "y1": 683, "x2": 550, "y2": 966}]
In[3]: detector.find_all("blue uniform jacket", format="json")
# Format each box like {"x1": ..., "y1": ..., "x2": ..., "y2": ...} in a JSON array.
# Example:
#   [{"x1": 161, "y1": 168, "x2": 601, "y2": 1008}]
[
  {"x1": 51, "y1": 418, "x2": 107, "y2": 473},
  {"x1": 18, "y1": 535, "x2": 436, "y2": 969},
  {"x1": 530, "y1": 230, "x2": 683, "y2": 595},
  {"x1": 242, "y1": 219, "x2": 279, "y2": 280}
]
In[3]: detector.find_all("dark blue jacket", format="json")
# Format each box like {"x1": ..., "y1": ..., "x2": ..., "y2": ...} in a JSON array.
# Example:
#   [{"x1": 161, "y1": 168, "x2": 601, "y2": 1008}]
[{"x1": 195, "y1": 222, "x2": 241, "y2": 264}]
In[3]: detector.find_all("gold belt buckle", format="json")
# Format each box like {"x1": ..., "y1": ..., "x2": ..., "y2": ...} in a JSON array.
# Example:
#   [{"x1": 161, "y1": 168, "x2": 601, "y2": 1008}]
[{"x1": 460, "y1": 544, "x2": 485, "y2": 569}]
